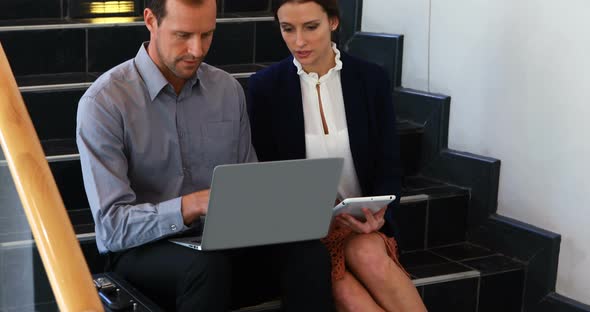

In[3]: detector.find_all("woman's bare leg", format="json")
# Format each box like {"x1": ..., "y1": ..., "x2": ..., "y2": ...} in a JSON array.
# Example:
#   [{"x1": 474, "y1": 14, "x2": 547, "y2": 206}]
[
  {"x1": 344, "y1": 233, "x2": 427, "y2": 312},
  {"x1": 332, "y1": 271, "x2": 385, "y2": 312}
]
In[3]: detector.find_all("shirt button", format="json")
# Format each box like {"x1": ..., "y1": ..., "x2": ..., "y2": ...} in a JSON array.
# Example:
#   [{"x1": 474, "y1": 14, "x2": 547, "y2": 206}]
[
  {"x1": 170, "y1": 224, "x2": 177, "y2": 231},
  {"x1": 179, "y1": 132, "x2": 184, "y2": 138}
]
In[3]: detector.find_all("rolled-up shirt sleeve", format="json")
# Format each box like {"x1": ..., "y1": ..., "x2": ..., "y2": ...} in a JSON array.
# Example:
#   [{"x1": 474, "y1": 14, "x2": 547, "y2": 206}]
[{"x1": 77, "y1": 96, "x2": 188, "y2": 253}]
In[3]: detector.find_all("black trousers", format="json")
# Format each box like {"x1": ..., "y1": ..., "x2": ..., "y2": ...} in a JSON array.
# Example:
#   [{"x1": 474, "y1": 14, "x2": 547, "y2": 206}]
[{"x1": 108, "y1": 239, "x2": 334, "y2": 312}]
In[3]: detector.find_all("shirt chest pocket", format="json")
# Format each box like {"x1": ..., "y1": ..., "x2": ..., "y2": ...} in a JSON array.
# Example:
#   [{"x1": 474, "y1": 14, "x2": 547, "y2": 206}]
[{"x1": 200, "y1": 121, "x2": 239, "y2": 167}]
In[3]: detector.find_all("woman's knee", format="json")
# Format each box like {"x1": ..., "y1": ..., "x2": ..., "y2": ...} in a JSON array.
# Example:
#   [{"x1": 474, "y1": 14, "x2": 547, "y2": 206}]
[
  {"x1": 332, "y1": 273, "x2": 361, "y2": 305},
  {"x1": 344, "y1": 234, "x2": 390, "y2": 277}
]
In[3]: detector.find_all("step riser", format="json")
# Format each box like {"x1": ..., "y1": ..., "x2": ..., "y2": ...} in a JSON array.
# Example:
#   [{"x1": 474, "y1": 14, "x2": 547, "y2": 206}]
[{"x1": 395, "y1": 194, "x2": 468, "y2": 252}]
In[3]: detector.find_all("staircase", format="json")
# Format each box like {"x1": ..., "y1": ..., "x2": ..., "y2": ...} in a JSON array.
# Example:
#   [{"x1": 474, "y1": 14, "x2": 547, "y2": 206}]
[{"x1": 0, "y1": 0, "x2": 574, "y2": 311}]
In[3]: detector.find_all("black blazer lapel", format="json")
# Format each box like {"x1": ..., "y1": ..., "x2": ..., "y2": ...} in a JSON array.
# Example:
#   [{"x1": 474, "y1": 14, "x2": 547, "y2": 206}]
[
  {"x1": 276, "y1": 60, "x2": 306, "y2": 160},
  {"x1": 341, "y1": 53, "x2": 371, "y2": 194}
]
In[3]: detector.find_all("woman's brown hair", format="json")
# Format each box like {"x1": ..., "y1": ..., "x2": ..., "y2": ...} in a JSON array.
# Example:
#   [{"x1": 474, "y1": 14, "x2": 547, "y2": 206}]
[{"x1": 271, "y1": 0, "x2": 340, "y2": 22}]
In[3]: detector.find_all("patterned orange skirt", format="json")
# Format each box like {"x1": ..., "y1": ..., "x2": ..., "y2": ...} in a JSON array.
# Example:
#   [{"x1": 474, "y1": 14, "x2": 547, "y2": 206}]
[{"x1": 321, "y1": 225, "x2": 408, "y2": 282}]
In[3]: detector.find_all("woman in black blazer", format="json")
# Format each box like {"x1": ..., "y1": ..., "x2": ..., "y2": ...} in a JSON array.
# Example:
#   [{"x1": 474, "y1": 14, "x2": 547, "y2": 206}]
[{"x1": 247, "y1": 0, "x2": 426, "y2": 311}]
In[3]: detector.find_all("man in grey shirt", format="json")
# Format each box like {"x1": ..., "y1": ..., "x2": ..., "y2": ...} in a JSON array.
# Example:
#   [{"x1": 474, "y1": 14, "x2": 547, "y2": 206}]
[{"x1": 76, "y1": 0, "x2": 333, "y2": 311}]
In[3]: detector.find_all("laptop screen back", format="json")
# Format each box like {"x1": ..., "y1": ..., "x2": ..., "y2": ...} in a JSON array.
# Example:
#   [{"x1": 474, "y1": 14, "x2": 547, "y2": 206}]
[{"x1": 200, "y1": 158, "x2": 343, "y2": 250}]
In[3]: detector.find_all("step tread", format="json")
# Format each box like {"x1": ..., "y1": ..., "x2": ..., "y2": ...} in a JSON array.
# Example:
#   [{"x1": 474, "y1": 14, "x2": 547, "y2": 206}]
[
  {"x1": 397, "y1": 119, "x2": 424, "y2": 134},
  {"x1": 16, "y1": 72, "x2": 101, "y2": 88},
  {"x1": 402, "y1": 175, "x2": 468, "y2": 198},
  {"x1": 401, "y1": 242, "x2": 525, "y2": 280},
  {"x1": 16, "y1": 64, "x2": 269, "y2": 88},
  {"x1": 41, "y1": 138, "x2": 78, "y2": 157}
]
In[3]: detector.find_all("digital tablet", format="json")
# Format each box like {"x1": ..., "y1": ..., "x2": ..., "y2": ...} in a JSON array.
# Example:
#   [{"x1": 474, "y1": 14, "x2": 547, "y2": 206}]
[{"x1": 333, "y1": 195, "x2": 396, "y2": 219}]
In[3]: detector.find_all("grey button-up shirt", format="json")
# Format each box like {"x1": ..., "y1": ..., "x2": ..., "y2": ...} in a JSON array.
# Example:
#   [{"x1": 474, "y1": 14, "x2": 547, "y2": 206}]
[{"x1": 77, "y1": 43, "x2": 257, "y2": 253}]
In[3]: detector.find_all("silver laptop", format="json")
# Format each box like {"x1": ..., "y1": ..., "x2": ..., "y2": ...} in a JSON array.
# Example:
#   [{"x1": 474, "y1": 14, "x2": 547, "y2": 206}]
[{"x1": 169, "y1": 158, "x2": 343, "y2": 250}]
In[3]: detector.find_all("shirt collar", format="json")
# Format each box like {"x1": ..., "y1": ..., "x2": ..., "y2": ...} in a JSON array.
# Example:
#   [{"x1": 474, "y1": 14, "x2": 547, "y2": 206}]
[
  {"x1": 134, "y1": 42, "x2": 200, "y2": 101},
  {"x1": 293, "y1": 42, "x2": 342, "y2": 80}
]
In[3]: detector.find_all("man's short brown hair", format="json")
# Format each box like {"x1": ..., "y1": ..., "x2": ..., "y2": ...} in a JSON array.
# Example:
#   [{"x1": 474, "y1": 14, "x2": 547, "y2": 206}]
[{"x1": 147, "y1": 0, "x2": 207, "y2": 25}]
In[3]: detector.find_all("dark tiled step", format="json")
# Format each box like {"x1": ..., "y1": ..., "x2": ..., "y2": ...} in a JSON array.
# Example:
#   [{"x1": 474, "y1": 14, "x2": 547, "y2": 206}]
[
  {"x1": 40, "y1": 139, "x2": 78, "y2": 157},
  {"x1": 429, "y1": 243, "x2": 526, "y2": 312},
  {"x1": 221, "y1": 0, "x2": 271, "y2": 13},
  {"x1": 16, "y1": 65, "x2": 265, "y2": 89},
  {"x1": 1, "y1": 116, "x2": 422, "y2": 163},
  {"x1": 398, "y1": 119, "x2": 423, "y2": 176},
  {"x1": 396, "y1": 186, "x2": 469, "y2": 252},
  {"x1": 218, "y1": 63, "x2": 268, "y2": 74},
  {"x1": 430, "y1": 242, "x2": 497, "y2": 262},
  {"x1": 0, "y1": 301, "x2": 59, "y2": 312},
  {"x1": 419, "y1": 277, "x2": 479, "y2": 312},
  {"x1": 0, "y1": 240, "x2": 523, "y2": 312},
  {"x1": 1, "y1": 126, "x2": 430, "y2": 237},
  {"x1": 1, "y1": 182, "x2": 465, "y2": 242},
  {"x1": 402, "y1": 243, "x2": 526, "y2": 312},
  {"x1": 0, "y1": 236, "x2": 102, "y2": 310},
  {"x1": 17, "y1": 72, "x2": 100, "y2": 88},
  {"x1": 465, "y1": 256, "x2": 526, "y2": 312},
  {"x1": 1, "y1": 171, "x2": 466, "y2": 251},
  {"x1": 0, "y1": 209, "x2": 94, "y2": 244},
  {"x1": 1, "y1": 21, "x2": 287, "y2": 77},
  {"x1": 403, "y1": 175, "x2": 469, "y2": 198}
]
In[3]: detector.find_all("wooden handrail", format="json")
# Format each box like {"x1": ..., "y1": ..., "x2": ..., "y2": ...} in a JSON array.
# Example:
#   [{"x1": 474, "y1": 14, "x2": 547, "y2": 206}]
[{"x1": 0, "y1": 43, "x2": 103, "y2": 311}]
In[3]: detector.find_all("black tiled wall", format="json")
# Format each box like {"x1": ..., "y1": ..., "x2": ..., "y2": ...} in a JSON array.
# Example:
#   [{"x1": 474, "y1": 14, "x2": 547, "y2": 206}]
[
  {"x1": 0, "y1": 169, "x2": 25, "y2": 224},
  {"x1": 393, "y1": 192, "x2": 469, "y2": 253},
  {"x1": 393, "y1": 200, "x2": 427, "y2": 252},
  {"x1": 23, "y1": 90, "x2": 84, "y2": 141},
  {"x1": 87, "y1": 26, "x2": 150, "y2": 72},
  {"x1": 50, "y1": 161, "x2": 90, "y2": 210},
  {"x1": 0, "y1": 0, "x2": 62, "y2": 20},
  {"x1": 399, "y1": 130, "x2": 422, "y2": 176},
  {"x1": 427, "y1": 195, "x2": 468, "y2": 247},
  {"x1": 1, "y1": 21, "x2": 287, "y2": 79},
  {"x1": 255, "y1": 21, "x2": 289, "y2": 63},
  {"x1": 205, "y1": 22, "x2": 256, "y2": 65},
  {"x1": 477, "y1": 270, "x2": 524, "y2": 312},
  {"x1": 422, "y1": 278, "x2": 479, "y2": 312},
  {"x1": 0, "y1": 29, "x2": 86, "y2": 76},
  {"x1": 223, "y1": 0, "x2": 270, "y2": 13}
]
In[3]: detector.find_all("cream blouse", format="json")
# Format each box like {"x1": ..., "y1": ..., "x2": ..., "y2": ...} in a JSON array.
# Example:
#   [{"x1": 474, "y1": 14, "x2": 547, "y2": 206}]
[{"x1": 293, "y1": 43, "x2": 362, "y2": 200}]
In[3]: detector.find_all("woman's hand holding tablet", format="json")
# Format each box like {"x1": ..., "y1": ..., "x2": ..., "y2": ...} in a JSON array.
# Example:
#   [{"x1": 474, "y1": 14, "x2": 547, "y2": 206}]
[
  {"x1": 332, "y1": 195, "x2": 395, "y2": 233},
  {"x1": 333, "y1": 195, "x2": 396, "y2": 219}
]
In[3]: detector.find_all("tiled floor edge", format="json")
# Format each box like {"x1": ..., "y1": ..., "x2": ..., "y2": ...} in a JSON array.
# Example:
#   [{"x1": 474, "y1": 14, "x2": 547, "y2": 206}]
[
  {"x1": 18, "y1": 72, "x2": 256, "y2": 93},
  {"x1": 233, "y1": 300, "x2": 281, "y2": 312},
  {"x1": 412, "y1": 270, "x2": 480, "y2": 287},
  {"x1": 0, "y1": 232, "x2": 96, "y2": 248}
]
